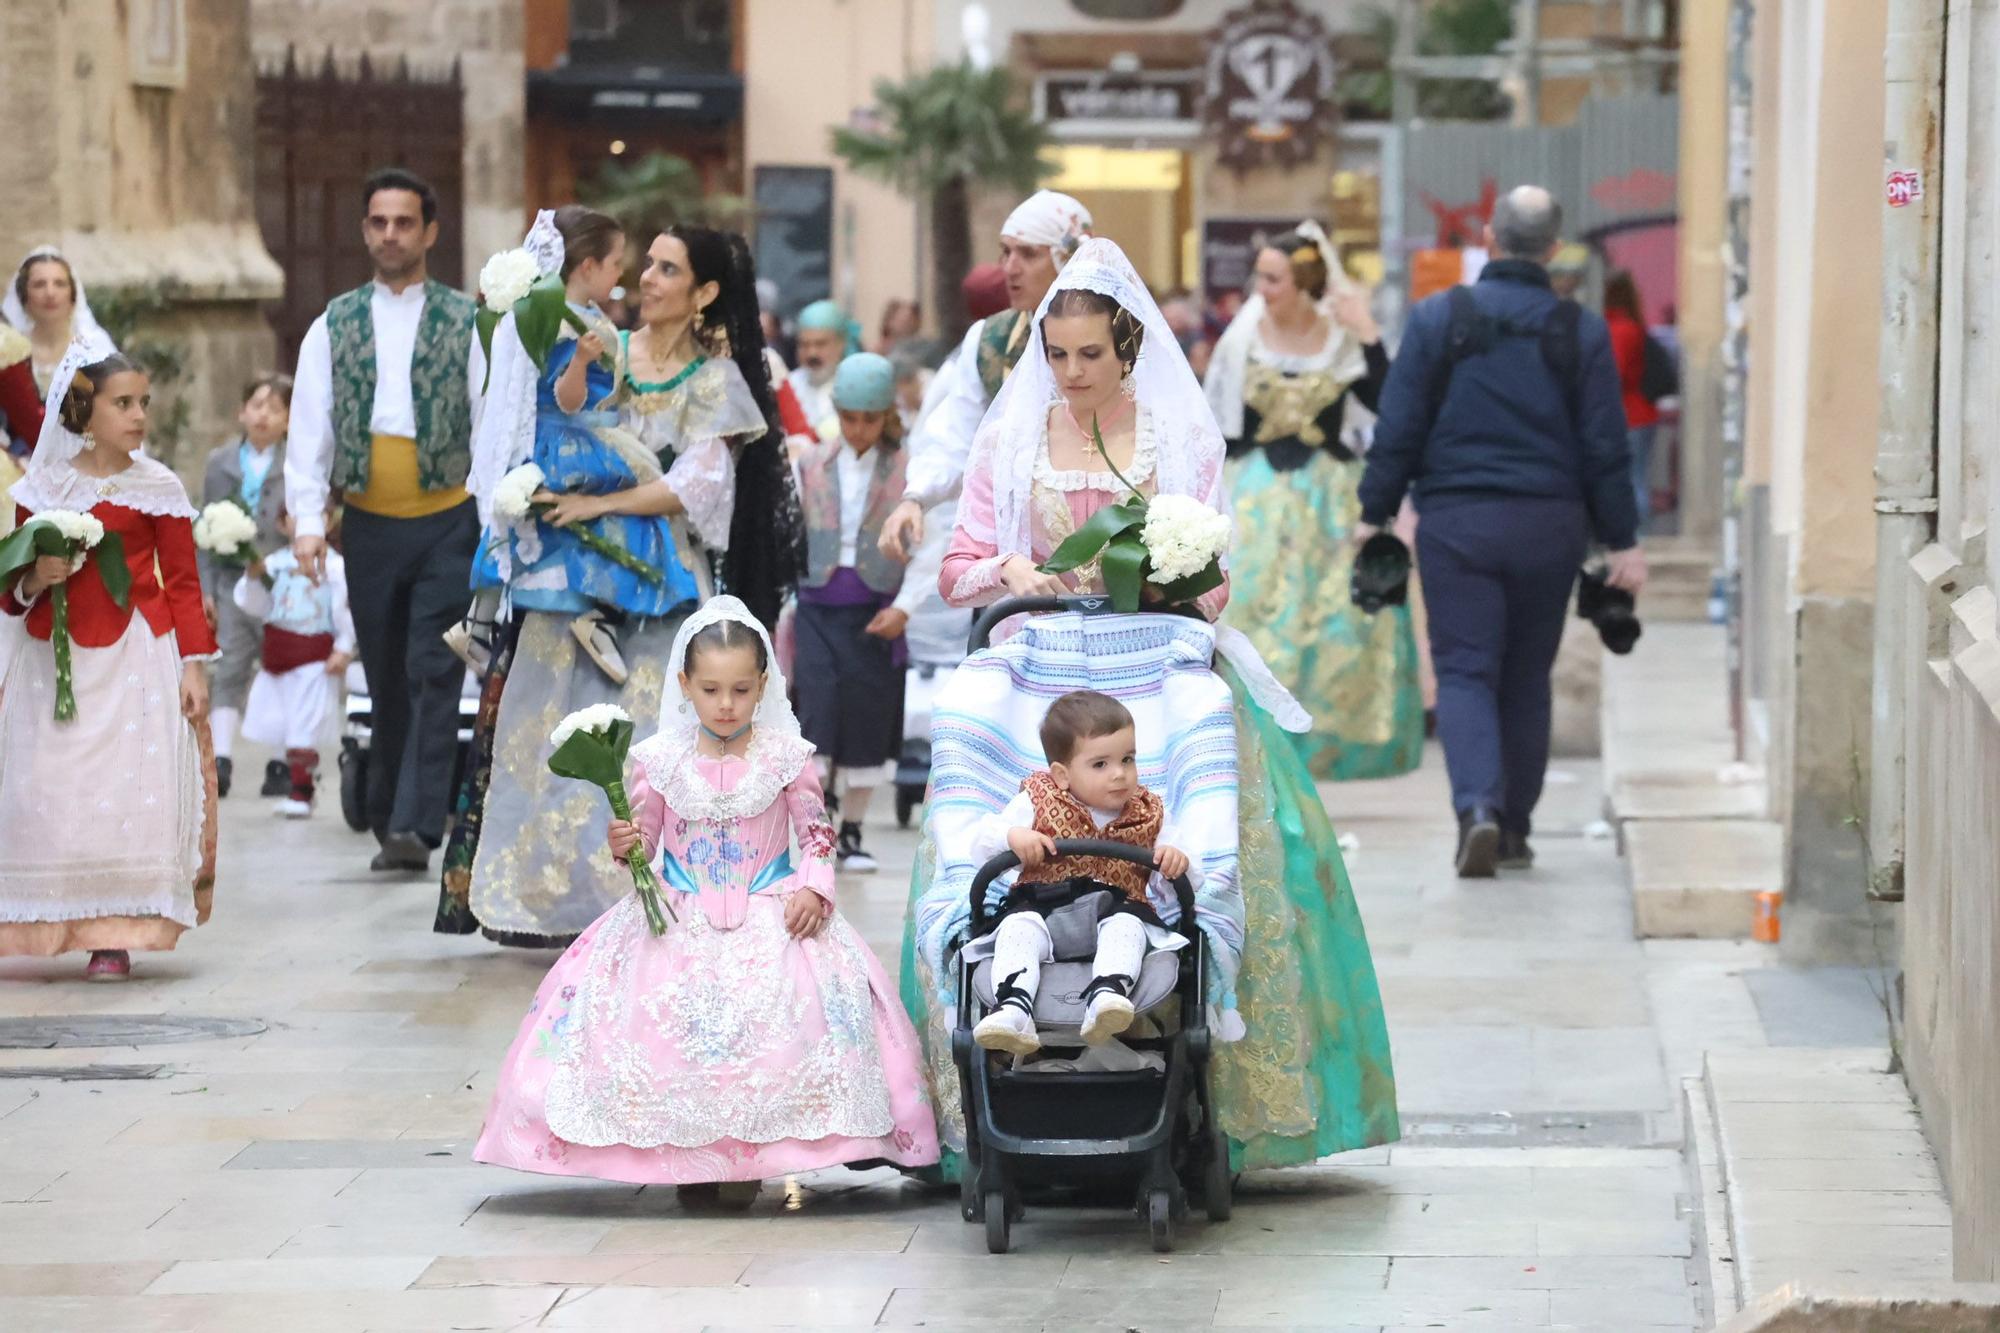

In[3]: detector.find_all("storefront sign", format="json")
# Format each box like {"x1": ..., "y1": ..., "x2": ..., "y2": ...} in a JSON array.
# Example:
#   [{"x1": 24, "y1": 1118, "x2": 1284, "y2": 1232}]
[
  {"x1": 1037, "y1": 71, "x2": 1200, "y2": 129},
  {"x1": 1202, "y1": 0, "x2": 1339, "y2": 173},
  {"x1": 1200, "y1": 216, "x2": 1298, "y2": 308}
]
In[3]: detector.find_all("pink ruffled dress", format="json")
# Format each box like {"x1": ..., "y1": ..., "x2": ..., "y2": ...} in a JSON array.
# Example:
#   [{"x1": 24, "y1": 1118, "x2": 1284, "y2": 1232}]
[{"x1": 474, "y1": 728, "x2": 939, "y2": 1184}]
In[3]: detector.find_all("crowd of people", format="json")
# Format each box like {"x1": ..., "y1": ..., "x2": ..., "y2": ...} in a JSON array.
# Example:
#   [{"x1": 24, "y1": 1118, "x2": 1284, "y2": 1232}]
[{"x1": 0, "y1": 168, "x2": 1650, "y2": 1198}]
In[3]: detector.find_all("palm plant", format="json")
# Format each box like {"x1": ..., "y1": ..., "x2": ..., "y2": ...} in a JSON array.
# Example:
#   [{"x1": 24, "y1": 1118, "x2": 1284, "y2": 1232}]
[
  {"x1": 832, "y1": 61, "x2": 1052, "y2": 335},
  {"x1": 581, "y1": 152, "x2": 747, "y2": 249}
]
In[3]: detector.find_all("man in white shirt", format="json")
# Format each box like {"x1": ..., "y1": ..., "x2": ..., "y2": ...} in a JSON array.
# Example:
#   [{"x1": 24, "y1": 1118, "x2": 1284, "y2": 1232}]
[
  {"x1": 285, "y1": 167, "x2": 485, "y2": 875},
  {"x1": 877, "y1": 190, "x2": 1093, "y2": 575}
]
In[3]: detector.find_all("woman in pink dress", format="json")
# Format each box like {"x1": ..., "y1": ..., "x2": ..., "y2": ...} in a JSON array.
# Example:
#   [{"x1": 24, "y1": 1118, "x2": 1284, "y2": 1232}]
[{"x1": 475, "y1": 595, "x2": 937, "y2": 1189}]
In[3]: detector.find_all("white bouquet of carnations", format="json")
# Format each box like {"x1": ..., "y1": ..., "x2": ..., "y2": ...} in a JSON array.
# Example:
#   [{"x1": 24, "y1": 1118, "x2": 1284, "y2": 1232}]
[
  {"x1": 489, "y1": 461, "x2": 663, "y2": 584},
  {"x1": 1039, "y1": 415, "x2": 1231, "y2": 611},
  {"x1": 478, "y1": 248, "x2": 541, "y2": 311},
  {"x1": 193, "y1": 499, "x2": 260, "y2": 566},
  {"x1": 1140, "y1": 494, "x2": 1232, "y2": 585},
  {"x1": 475, "y1": 246, "x2": 608, "y2": 391},
  {"x1": 0, "y1": 508, "x2": 131, "y2": 723},
  {"x1": 547, "y1": 704, "x2": 674, "y2": 935}
]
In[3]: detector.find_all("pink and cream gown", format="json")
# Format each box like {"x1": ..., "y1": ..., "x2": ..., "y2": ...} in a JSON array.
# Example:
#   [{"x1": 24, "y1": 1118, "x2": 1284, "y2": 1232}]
[
  {"x1": 939, "y1": 408, "x2": 1230, "y2": 617},
  {"x1": 475, "y1": 728, "x2": 938, "y2": 1185}
]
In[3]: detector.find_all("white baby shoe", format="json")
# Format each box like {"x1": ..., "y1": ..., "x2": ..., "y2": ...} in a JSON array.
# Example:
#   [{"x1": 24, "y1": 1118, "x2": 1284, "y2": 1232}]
[
  {"x1": 974, "y1": 1004, "x2": 1041, "y2": 1057},
  {"x1": 1080, "y1": 990, "x2": 1136, "y2": 1046}
]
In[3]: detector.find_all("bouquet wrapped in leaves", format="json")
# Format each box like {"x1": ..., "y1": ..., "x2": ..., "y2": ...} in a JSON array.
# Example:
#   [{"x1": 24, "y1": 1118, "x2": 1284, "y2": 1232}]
[
  {"x1": 491, "y1": 462, "x2": 664, "y2": 585},
  {"x1": 475, "y1": 247, "x2": 615, "y2": 392},
  {"x1": 0, "y1": 510, "x2": 131, "y2": 722},
  {"x1": 1039, "y1": 417, "x2": 1232, "y2": 612},
  {"x1": 547, "y1": 704, "x2": 675, "y2": 935}
]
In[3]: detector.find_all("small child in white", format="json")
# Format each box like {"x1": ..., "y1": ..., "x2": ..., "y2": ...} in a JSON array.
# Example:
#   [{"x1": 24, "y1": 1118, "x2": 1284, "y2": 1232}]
[
  {"x1": 233, "y1": 507, "x2": 355, "y2": 817},
  {"x1": 969, "y1": 690, "x2": 1194, "y2": 1056}
]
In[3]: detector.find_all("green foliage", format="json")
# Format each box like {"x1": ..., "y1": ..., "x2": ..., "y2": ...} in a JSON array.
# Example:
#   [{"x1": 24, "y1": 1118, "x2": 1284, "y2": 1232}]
[
  {"x1": 91, "y1": 280, "x2": 194, "y2": 466},
  {"x1": 580, "y1": 152, "x2": 748, "y2": 247},
  {"x1": 830, "y1": 61, "x2": 1052, "y2": 197},
  {"x1": 1343, "y1": 0, "x2": 1516, "y2": 121}
]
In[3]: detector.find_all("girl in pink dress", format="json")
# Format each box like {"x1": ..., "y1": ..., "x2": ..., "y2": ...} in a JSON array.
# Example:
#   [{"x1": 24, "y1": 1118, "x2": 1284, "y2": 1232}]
[{"x1": 474, "y1": 595, "x2": 938, "y2": 1188}]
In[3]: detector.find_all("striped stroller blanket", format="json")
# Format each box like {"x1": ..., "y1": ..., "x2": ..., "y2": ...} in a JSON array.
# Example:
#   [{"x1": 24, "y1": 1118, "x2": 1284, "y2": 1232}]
[{"x1": 912, "y1": 611, "x2": 1247, "y2": 1029}]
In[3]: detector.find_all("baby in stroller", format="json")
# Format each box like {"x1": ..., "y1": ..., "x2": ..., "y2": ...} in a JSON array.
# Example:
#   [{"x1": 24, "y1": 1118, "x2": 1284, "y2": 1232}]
[{"x1": 969, "y1": 689, "x2": 1193, "y2": 1055}]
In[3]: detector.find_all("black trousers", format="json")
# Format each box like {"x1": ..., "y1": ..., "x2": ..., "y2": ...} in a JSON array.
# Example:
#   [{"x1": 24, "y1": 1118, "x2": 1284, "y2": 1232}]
[
  {"x1": 342, "y1": 500, "x2": 479, "y2": 846},
  {"x1": 1415, "y1": 496, "x2": 1588, "y2": 836}
]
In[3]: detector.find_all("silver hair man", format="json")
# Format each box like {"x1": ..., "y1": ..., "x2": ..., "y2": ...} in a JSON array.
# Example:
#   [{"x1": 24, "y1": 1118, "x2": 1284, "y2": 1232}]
[{"x1": 1488, "y1": 186, "x2": 1564, "y2": 261}]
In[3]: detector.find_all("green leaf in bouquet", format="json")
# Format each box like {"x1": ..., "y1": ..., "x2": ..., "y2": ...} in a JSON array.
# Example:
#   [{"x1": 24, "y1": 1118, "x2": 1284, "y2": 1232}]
[
  {"x1": 546, "y1": 715, "x2": 637, "y2": 787},
  {"x1": 1151, "y1": 558, "x2": 1226, "y2": 609},
  {"x1": 475, "y1": 305, "x2": 504, "y2": 392},
  {"x1": 93, "y1": 532, "x2": 132, "y2": 610},
  {"x1": 1101, "y1": 530, "x2": 1147, "y2": 612},
  {"x1": 0, "y1": 519, "x2": 55, "y2": 589},
  {"x1": 511, "y1": 274, "x2": 573, "y2": 374},
  {"x1": 1040, "y1": 499, "x2": 1145, "y2": 575}
]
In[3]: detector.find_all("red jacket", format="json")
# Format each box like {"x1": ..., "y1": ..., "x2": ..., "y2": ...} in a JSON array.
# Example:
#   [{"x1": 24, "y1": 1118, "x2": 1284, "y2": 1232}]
[
  {"x1": 1, "y1": 500, "x2": 218, "y2": 658},
  {"x1": 0, "y1": 359, "x2": 42, "y2": 449},
  {"x1": 1606, "y1": 310, "x2": 1660, "y2": 430}
]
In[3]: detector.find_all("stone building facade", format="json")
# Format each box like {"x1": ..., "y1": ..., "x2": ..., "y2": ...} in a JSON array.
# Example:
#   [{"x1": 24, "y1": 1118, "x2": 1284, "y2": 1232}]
[
  {"x1": 0, "y1": 0, "x2": 283, "y2": 473},
  {"x1": 249, "y1": 0, "x2": 527, "y2": 277}
]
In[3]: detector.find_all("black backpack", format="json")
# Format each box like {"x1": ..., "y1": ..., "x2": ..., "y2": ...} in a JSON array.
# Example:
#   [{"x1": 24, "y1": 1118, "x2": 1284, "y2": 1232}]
[
  {"x1": 1638, "y1": 330, "x2": 1679, "y2": 402},
  {"x1": 1425, "y1": 285, "x2": 1584, "y2": 430}
]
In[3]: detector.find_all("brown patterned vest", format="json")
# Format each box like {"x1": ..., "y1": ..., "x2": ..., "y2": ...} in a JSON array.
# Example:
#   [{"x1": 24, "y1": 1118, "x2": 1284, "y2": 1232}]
[{"x1": 1014, "y1": 771, "x2": 1163, "y2": 903}]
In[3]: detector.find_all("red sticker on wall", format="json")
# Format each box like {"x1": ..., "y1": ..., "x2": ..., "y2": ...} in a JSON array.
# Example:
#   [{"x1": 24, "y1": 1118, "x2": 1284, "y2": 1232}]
[{"x1": 1887, "y1": 170, "x2": 1923, "y2": 208}]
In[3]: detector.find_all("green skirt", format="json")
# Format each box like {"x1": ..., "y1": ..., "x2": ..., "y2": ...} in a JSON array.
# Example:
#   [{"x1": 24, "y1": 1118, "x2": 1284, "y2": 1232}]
[
  {"x1": 896, "y1": 662, "x2": 1400, "y2": 1176},
  {"x1": 1221, "y1": 449, "x2": 1424, "y2": 782}
]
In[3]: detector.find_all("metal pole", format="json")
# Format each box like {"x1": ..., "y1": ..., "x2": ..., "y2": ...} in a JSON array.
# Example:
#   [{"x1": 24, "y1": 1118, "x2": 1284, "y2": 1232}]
[
  {"x1": 1392, "y1": 0, "x2": 1420, "y2": 126},
  {"x1": 1869, "y1": 0, "x2": 1947, "y2": 901},
  {"x1": 1512, "y1": 0, "x2": 1543, "y2": 127}
]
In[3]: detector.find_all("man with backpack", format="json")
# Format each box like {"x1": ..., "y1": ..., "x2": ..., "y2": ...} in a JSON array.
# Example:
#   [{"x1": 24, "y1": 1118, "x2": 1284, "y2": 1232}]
[{"x1": 1355, "y1": 185, "x2": 1645, "y2": 879}]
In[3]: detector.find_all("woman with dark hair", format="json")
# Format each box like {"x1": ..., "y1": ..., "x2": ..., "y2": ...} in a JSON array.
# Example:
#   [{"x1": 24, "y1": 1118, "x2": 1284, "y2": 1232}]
[
  {"x1": 436, "y1": 220, "x2": 803, "y2": 946},
  {"x1": 3, "y1": 247, "x2": 106, "y2": 396},
  {"x1": 0, "y1": 336, "x2": 219, "y2": 981},
  {"x1": 1203, "y1": 223, "x2": 1421, "y2": 782},
  {"x1": 1603, "y1": 269, "x2": 1658, "y2": 533}
]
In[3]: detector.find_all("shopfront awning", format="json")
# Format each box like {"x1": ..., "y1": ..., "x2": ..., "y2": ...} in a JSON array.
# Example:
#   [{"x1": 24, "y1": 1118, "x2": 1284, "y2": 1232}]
[{"x1": 528, "y1": 65, "x2": 742, "y2": 125}]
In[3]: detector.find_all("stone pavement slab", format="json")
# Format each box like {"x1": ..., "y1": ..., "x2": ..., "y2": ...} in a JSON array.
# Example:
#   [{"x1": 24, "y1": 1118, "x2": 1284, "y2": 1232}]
[{"x1": 0, "y1": 742, "x2": 1715, "y2": 1330}]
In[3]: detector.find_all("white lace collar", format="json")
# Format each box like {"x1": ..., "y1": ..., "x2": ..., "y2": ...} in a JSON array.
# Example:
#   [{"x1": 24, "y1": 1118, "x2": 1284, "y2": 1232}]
[
  {"x1": 631, "y1": 727, "x2": 815, "y2": 824},
  {"x1": 11, "y1": 452, "x2": 196, "y2": 520},
  {"x1": 1032, "y1": 404, "x2": 1158, "y2": 494}
]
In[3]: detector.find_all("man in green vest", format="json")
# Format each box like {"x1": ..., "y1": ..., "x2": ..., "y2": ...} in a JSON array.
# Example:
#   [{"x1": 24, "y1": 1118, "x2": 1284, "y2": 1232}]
[
  {"x1": 285, "y1": 167, "x2": 485, "y2": 875},
  {"x1": 877, "y1": 190, "x2": 1093, "y2": 567}
]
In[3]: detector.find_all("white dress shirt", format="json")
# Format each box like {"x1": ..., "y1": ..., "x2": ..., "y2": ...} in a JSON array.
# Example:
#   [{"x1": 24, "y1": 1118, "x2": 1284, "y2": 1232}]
[
  {"x1": 835, "y1": 442, "x2": 876, "y2": 567},
  {"x1": 788, "y1": 365, "x2": 837, "y2": 435},
  {"x1": 904, "y1": 318, "x2": 996, "y2": 512},
  {"x1": 284, "y1": 280, "x2": 486, "y2": 538}
]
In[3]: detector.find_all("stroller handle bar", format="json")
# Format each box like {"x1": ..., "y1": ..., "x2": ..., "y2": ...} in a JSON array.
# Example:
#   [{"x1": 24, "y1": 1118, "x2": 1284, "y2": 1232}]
[
  {"x1": 969, "y1": 839, "x2": 1198, "y2": 935},
  {"x1": 966, "y1": 594, "x2": 1207, "y2": 655}
]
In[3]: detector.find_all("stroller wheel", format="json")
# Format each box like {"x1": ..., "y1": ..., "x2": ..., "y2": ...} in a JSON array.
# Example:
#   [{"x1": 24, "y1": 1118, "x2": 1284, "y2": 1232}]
[
  {"x1": 1146, "y1": 1187, "x2": 1176, "y2": 1253},
  {"x1": 983, "y1": 1190, "x2": 1011, "y2": 1254},
  {"x1": 1204, "y1": 1129, "x2": 1234, "y2": 1223},
  {"x1": 337, "y1": 739, "x2": 370, "y2": 834},
  {"x1": 895, "y1": 788, "x2": 917, "y2": 829}
]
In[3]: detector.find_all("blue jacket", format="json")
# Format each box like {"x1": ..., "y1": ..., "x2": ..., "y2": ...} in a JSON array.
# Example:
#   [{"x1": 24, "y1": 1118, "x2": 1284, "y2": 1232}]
[{"x1": 1357, "y1": 259, "x2": 1640, "y2": 550}]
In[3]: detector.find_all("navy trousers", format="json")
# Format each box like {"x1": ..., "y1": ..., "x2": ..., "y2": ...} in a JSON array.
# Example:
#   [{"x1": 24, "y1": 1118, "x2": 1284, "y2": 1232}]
[{"x1": 1415, "y1": 497, "x2": 1588, "y2": 834}]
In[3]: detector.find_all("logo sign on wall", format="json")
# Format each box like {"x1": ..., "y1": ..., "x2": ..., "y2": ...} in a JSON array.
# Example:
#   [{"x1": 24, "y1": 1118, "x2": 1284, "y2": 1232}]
[{"x1": 1203, "y1": 0, "x2": 1339, "y2": 173}]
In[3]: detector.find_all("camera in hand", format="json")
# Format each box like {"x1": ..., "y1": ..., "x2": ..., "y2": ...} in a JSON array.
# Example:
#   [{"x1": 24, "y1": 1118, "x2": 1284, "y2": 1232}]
[
  {"x1": 1350, "y1": 532, "x2": 1411, "y2": 615},
  {"x1": 1576, "y1": 565, "x2": 1642, "y2": 655}
]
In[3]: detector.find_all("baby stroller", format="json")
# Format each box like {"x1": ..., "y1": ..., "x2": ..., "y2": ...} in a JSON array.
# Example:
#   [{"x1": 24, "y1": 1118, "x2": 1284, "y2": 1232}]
[
  {"x1": 336, "y1": 660, "x2": 483, "y2": 834},
  {"x1": 941, "y1": 596, "x2": 1234, "y2": 1255}
]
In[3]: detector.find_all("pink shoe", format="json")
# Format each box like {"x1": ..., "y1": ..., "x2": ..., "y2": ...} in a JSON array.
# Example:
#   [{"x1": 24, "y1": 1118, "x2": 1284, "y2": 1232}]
[{"x1": 85, "y1": 950, "x2": 131, "y2": 982}]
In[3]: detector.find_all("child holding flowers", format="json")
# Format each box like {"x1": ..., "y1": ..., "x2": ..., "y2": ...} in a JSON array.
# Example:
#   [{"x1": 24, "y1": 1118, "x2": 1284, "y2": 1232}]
[
  {"x1": 474, "y1": 595, "x2": 937, "y2": 1190},
  {"x1": 0, "y1": 337, "x2": 218, "y2": 980}
]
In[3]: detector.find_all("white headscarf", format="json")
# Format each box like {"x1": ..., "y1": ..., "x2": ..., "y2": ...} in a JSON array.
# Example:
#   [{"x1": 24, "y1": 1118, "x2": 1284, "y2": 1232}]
[
  {"x1": 2, "y1": 246, "x2": 106, "y2": 343},
  {"x1": 11, "y1": 329, "x2": 195, "y2": 520},
  {"x1": 1002, "y1": 190, "x2": 1094, "y2": 263},
  {"x1": 659, "y1": 594, "x2": 802, "y2": 741},
  {"x1": 958, "y1": 236, "x2": 1311, "y2": 732},
  {"x1": 1203, "y1": 220, "x2": 1369, "y2": 440}
]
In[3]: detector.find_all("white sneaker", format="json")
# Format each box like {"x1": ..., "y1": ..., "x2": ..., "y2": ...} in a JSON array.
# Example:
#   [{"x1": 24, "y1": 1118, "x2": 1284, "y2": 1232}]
[
  {"x1": 1080, "y1": 991, "x2": 1136, "y2": 1046},
  {"x1": 973, "y1": 1005, "x2": 1041, "y2": 1057},
  {"x1": 443, "y1": 619, "x2": 492, "y2": 675},
  {"x1": 836, "y1": 823, "x2": 877, "y2": 874},
  {"x1": 571, "y1": 609, "x2": 628, "y2": 685},
  {"x1": 275, "y1": 798, "x2": 313, "y2": 820}
]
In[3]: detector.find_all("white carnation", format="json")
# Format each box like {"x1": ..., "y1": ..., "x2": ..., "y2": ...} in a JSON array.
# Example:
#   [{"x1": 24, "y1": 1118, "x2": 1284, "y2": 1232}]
[
  {"x1": 36, "y1": 509, "x2": 105, "y2": 548},
  {"x1": 193, "y1": 501, "x2": 258, "y2": 554},
  {"x1": 479, "y1": 248, "x2": 541, "y2": 310},
  {"x1": 1140, "y1": 494, "x2": 1231, "y2": 584},
  {"x1": 550, "y1": 702, "x2": 633, "y2": 748},
  {"x1": 492, "y1": 462, "x2": 547, "y2": 522}
]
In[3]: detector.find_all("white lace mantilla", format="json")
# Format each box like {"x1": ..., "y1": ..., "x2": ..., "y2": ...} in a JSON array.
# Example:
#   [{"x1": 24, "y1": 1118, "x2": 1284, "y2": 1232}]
[
  {"x1": 1031, "y1": 406, "x2": 1158, "y2": 494},
  {"x1": 11, "y1": 454, "x2": 197, "y2": 520},
  {"x1": 631, "y1": 728, "x2": 816, "y2": 825}
]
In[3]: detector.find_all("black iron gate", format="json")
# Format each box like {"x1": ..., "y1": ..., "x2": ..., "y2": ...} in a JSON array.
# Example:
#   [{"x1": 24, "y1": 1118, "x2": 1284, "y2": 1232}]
[{"x1": 256, "y1": 49, "x2": 466, "y2": 369}]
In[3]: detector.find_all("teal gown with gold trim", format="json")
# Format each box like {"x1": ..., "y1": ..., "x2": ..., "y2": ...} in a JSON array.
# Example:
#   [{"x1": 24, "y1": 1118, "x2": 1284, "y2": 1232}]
[{"x1": 1220, "y1": 336, "x2": 1424, "y2": 782}]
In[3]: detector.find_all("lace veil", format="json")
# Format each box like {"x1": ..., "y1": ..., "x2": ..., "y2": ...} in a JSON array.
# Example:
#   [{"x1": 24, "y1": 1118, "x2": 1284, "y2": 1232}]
[
  {"x1": 658, "y1": 594, "x2": 802, "y2": 741},
  {"x1": 1203, "y1": 220, "x2": 1369, "y2": 440},
  {"x1": 467, "y1": 210, "x2": 566, "y2": 535},
  {"x1": 2, "y1": 246, "x2": 106, "y2": 342},
  {"x1": 10, "y1": 330, "x2": 195, "y2": 520}
]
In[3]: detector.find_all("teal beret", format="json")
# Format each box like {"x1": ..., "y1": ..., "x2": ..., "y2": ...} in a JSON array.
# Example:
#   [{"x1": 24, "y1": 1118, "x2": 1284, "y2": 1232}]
[{"x1": 831, "y1": 353, "x2": 896, "y2": 412}]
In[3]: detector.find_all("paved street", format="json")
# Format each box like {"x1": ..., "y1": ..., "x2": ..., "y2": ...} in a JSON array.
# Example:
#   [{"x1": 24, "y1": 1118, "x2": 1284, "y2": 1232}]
[{"x1": 0, "y1": 740, "x2": 1813, "y2": 1331}]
